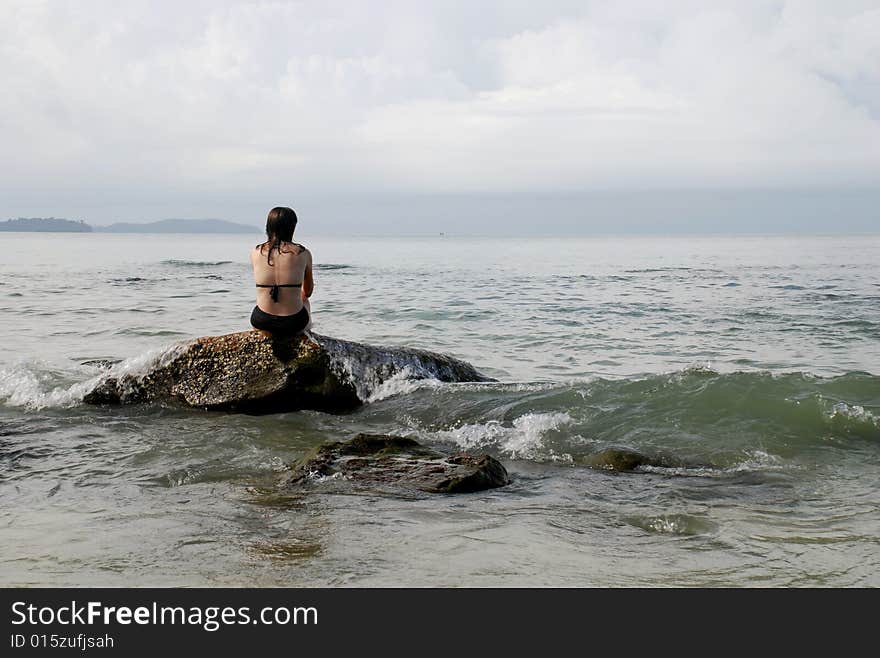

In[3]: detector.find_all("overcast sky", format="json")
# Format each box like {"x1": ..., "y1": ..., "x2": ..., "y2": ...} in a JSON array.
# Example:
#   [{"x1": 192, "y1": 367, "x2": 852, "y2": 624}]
[{"x1": 1, "y1": 1, "x2": 878, "y2": 232}]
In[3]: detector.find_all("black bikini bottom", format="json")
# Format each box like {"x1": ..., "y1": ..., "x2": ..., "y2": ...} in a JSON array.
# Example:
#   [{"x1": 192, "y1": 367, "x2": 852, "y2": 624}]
[{"x1": 250, "y1": 305, "x2": 309, "y2": 337}]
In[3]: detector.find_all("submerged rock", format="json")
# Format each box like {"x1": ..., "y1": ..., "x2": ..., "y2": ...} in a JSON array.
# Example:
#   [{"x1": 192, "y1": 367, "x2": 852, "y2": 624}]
[
  {"x1": 82, "y1": 330, "x2": 492, "y2": 413},
  {"x1": 79, "y1": 358, "x2": 121, "y2": 370},
  {"x1": 581, "y1": 447, "x2": 708, "y2": 473},
  {"x1": 281, "y1": 433, "x2": 510, "y2": 494}
]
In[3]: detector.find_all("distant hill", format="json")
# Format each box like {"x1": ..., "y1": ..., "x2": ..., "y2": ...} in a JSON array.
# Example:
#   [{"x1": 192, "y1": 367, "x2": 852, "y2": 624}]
[
  {"x1": 96, "y1": 219, "x2": 260, "y2": 234},
  {"x1": 0, "y1": 217, "x2": 92, "y2": 232}
]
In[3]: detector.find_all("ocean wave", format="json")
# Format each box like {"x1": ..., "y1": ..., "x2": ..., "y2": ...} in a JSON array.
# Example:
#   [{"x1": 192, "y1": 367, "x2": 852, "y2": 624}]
[
  {"x1": 0, "y1": 363, "x2": 101, "y2": 410},
  {"x1": 365, "y1": 378, "x2": 565, "y2": 404},
  {"x1": 729, "y1": 449, "x2": 787, "y2": 472},
  {"x1": 160, "y1": 259, "x2": 233, "y2": 267},
  {"x1": 623, "y1": 267, "x2": 723, "y2": 275},
  {"x1": 4, "y1": 336, "x2": 877, "y2": 464},
  {"x1": 416, "y1": 412, "x2": 574, "y2": 461},
  {"x1": 313, "y1": 334, "x2": 489, "y2": 402},
  {"x1": 0, "y1": 344, "x2": 186, "y2": 410},
  {"x1": 314, "y1": 264, "x2": 352, "y2": 271},
  {"x1": 595, "y1": 368, "x2": 880, "y2": 443},
  {"x1": 626, "y1": 514, "x2": 719, "y2": 536},
  {"x1": 364, "y1": 372, "x2": 441, "y2": 402},
  {"x1": 822, "y1": 400, "x2": 880, "y2": 438},
  {"x1": 116, "y1": 328, "x2": 189, "y2": 337},
  {"x1": 109, "y1": 276, "x2": 169, "y2": 284},
  {"x1": 366, "y1": 368, "x2": 880, "y2": 466}
]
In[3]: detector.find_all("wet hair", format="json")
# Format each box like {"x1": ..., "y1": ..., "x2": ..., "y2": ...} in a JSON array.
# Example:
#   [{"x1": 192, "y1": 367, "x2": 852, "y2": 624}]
[{"x1": 258, "y1": 206, "x2": 298, "y2": 265}]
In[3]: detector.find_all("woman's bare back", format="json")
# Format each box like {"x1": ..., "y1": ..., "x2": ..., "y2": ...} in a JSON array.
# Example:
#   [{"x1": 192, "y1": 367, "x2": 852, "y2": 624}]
[{"x1": 251, "y1": 241, "x2": 313, "y2": 316}]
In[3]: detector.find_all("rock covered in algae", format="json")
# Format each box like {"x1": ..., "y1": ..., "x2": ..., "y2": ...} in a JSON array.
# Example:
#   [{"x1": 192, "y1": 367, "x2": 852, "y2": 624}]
[
  {"x1": 281, "y1": 433, "x2": 510, "y2": 494},
  {"x1": 580, "y1": 447, "x2": 709, "y2": 473},
  {"x1": 82, "y1": 330, "x2": 492, "y2": 413}
]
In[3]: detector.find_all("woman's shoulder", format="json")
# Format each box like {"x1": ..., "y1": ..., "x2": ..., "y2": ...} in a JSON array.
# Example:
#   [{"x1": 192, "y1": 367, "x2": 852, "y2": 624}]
[{"x1": 284, "y1": 241, "x2": 308, "y2": 255}]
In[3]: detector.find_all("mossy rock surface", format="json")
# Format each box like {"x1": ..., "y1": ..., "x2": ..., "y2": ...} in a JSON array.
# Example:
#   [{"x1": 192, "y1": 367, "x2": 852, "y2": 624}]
[{"x1": 580, "y1": 447, "x2": 710, "y2": 473}]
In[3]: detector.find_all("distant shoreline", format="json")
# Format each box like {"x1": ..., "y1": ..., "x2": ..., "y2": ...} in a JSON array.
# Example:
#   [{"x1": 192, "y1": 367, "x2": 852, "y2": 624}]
[
  {"x1": 0, "y1": 218, "x2": 91, "y2": 232},
  {"x1": 0, "y1": 218, "x2": 259, "y2": 234}
]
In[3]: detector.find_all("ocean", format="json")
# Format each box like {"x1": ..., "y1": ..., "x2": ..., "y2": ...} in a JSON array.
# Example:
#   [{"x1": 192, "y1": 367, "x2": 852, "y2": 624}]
[{"x1": 1, "y1": 232, "x2": 878, "y2": 586}]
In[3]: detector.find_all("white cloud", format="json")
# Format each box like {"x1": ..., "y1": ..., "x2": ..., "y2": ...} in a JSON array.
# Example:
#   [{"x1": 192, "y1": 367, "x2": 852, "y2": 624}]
[{"x1": 1, "y1": 0, "x2": 878, "y2": 219}]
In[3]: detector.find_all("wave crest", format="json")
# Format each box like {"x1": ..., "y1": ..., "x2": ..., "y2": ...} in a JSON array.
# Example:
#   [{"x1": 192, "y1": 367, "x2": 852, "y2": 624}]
[
  {"x1": 0, "y1": 363, "x2": 99, "y2": 410},
  {"x1": 0, "y1": 343, "x2": 187, "y2": 410},
  {"x1": 424, "y1": 412, "x2": 574, "y2": 460}
]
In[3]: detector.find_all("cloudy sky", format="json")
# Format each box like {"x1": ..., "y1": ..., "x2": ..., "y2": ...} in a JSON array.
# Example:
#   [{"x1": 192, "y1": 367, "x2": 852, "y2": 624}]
[{"x1": 1, "y1": 0, "x2": 878, "y2": 232}]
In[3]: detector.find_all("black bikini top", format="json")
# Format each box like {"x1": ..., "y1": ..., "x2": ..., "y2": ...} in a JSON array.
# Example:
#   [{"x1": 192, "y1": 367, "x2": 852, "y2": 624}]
[{"x1": 256, "y1": 282, "x2": 302, "y2": 303}]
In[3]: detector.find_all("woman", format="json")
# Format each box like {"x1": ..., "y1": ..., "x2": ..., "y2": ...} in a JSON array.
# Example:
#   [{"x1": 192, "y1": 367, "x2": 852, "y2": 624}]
[{"x1": 250, "y1": 206, "x2": 313, "y2": 337}]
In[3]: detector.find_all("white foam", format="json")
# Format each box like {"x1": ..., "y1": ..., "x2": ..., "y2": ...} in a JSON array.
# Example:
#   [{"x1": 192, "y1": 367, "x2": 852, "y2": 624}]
[
  {"x1": 257, "y1": 456, "x2": 288, "y2": 472},
  {"x1": 370, "y1": 379, "x2": 565, "y2": 403},
  {"x1": 646, "y1": 516, "x2": 690, "y2": 534},
  {"x1": 106, "y1": 343, "x2": 186, "y2": 376},
  {"x1": 97, "y1": 342, "x2": 191, "y2": 403},
  {"x1": 664, "y1": 364, "x2": 719, "y2": 383},
  {"x1": 310, "y1": 470, "x2": 347, "y2": 483},
  {"x1": 427, "y1": 411, "x2": 573, "y2": 460},
  {"x1": 365, "y1": 370, "x2": 440, "y2": 402},
  {"x1": 826, "y1": 401, "x2": 879, "y2": 428},
  {"x1": 312, "y1": 334, "x2": 482, "y2": 402},
  {"x1": 0, "y1": 342, "x2": 188, "y2": 410},
  {"x1": 0, "y1": 363, "x2": 100, "y2": 410},
  {"x1": 732, "y1": 449, "x2": 786, "y2": 472}
]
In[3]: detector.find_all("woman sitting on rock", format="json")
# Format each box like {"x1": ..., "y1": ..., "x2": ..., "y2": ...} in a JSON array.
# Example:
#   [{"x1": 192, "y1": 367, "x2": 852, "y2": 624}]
[{"x1": 250, "y1": 206, "x2": 313, "y2": 337}]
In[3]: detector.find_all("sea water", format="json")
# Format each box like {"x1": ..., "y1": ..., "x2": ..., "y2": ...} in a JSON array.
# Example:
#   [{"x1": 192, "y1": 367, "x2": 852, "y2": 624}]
[{"x1": 1, "y1": 232, "x2": 878, "y2": 586}]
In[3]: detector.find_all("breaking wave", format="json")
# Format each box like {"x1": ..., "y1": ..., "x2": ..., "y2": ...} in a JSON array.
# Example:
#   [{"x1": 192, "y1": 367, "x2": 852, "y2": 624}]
[
  {"x1": 425, "y1": 412, "x2": 574, "y2": 460},
  {"x1": 2, "y1": 336, "x2": 877, "y2": 472},
  {"x1": 0, "y1": 343, "x2": 187, "y2": 411}
]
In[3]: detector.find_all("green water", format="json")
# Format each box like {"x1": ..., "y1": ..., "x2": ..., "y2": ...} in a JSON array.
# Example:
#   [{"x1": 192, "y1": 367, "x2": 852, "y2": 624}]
[{"x1": 1, "y1": 233, "x2": 878, "y2": 585}]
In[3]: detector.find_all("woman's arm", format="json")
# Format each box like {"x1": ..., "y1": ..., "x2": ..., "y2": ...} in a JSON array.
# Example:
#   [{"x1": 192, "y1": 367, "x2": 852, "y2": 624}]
[{"x1": 302, "y1": 250, "x2": 314, "y2": 299}]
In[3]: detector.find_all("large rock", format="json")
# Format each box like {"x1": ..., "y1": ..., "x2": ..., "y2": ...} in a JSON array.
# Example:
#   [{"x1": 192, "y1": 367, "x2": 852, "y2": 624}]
[
  {"x1": 281, "y1": 433, "x2": 510, "y2": 494},
  {"x1": 83, "y1": 330, "x2": 492, "y2": 413}
]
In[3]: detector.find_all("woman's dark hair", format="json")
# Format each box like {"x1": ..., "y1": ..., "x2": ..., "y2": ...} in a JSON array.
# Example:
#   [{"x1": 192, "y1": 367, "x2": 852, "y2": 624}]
[{"x1": 258, "y1": 206, "x2": 298, "y2": 264}]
